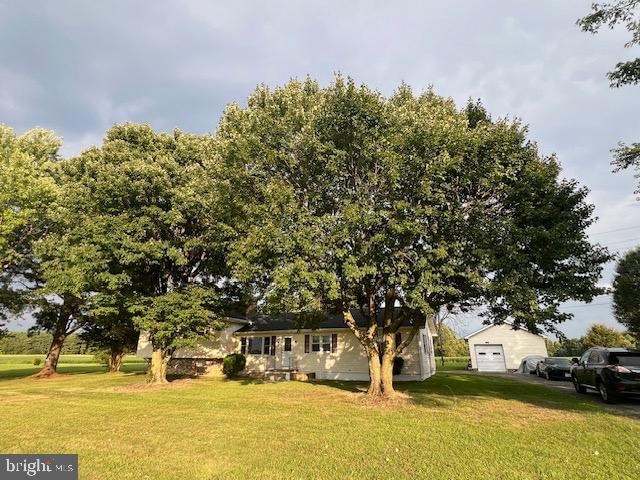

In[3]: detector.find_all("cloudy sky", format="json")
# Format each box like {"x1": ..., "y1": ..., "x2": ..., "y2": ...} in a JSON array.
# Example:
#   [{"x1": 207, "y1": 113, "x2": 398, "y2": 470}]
[{"x1": 1, "y1": 0, "x2": 638, "y2": 338}]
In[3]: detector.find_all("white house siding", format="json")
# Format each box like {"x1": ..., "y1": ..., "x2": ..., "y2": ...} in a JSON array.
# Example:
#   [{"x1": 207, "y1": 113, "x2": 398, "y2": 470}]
[
  {"x1": 136, "y1": 322, "x2": 438, "y2": 381},
  {"x1": 241, "y1": 327, "x2": 434, "y2": 381},
  {"x1": 419, "y1": 325, "x2": 437, "y2": 378},
  {"x1": 136, "y1": 323, "x2": 244, "y2": 359},
  {"x1": 467, "y1": 324, "x2": 548, "y2": 371}
]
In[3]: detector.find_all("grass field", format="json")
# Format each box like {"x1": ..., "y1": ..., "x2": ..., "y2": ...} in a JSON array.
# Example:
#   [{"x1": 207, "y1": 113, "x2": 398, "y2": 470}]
[
  {"x1": 434, "y1": 355, "x2": 469, "y2": 370},
  {"x1": 0, "y1": 354, "x2": 146, "y2": 379},
  {"x1": 1, "y1": 355, "x2": 639, "y2": 480},
  {"x1": 0, "y1": 354, "x2": 147, "y2": 365}
]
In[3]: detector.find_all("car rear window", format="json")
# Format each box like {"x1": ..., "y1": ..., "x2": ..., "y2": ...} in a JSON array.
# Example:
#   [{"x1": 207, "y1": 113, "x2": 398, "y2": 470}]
[
  {"x1": 549, "y1": 358, "x2": 570, "y2": 365},
  {"x1": 610, "y1": 354, "x2": 640, "y2": 367}
]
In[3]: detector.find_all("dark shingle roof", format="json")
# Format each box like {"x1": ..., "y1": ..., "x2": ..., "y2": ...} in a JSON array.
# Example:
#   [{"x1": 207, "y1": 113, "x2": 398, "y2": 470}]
[{"x1": 236, "y1": 307, "x2": 422, "y2": 333}]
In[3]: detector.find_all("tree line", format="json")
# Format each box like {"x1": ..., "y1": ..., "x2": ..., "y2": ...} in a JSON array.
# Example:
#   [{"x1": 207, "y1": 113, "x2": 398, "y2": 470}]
[
  {"x1": 0, "y1": 76, "x2": 627, "y2": 396},
  {"x1": 0, "y1": 332, "x2": 89, "y2": 355},
  {"x1": 548, "y1": 323, "x2": 638, "y2": 357}
]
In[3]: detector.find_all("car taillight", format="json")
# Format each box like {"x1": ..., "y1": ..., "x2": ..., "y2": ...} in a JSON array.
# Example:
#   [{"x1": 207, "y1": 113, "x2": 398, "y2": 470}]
[{"x1": 607, "y1": 365, "x2": 631, "y2": 373}]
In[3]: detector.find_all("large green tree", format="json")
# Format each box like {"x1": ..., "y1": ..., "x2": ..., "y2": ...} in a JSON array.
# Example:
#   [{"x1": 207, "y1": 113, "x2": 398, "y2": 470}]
[
  {"x1": 612, "y1": 247, "x2": 640, "y2": 339},
  {"x1": 58, "y1": 124, "x2": 236, "y2": 383},
  {"x1": 133, "y1": 286, "x2": 225, "y2": 382},
  {"x1": 554, "y1": 337, "x2": 586, "y2": 357},
  {"x1": 0, "y1": 126, "x2": 59, "y2": 338},
  {"x1": 29, "y1": 214, "x2": 108, "y2": 376},
  {"x1": 582, "y1": 323, "x2": 632, "y2": 348},
  {"x1": 578, "y1": 1, "x2": 640, "y2": 194},
  {"x1": 433, "y1": 325, "x2": 469, "y2": 358},
  {"x1": 79, "y1": 293, "x2": 139, "y2": 372},
  {"x1": 0, "y1": 125, "x2": 92, "y2": 376},
  {"x1": 219, "y1": 77, "x2": 611, "y2": 396}
]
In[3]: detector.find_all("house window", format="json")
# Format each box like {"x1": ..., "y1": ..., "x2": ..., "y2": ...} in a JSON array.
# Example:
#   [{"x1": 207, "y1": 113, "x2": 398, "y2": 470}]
[
  {"x1": 248, "y1": 337, "x2": 263, "y2": 355},
  {"x1": 312, "y1": 335, "x2": 331, "y2": 352},
  {"x1": 422, "y1": 334, "x2": 428, "y2": 354},
  {"x1": 263, "y1": 336, "x2": 276, "y2": 355}
]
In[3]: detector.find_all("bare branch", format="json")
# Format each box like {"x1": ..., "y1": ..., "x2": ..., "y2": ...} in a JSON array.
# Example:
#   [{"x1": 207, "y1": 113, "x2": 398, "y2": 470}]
[{"x1": 396, "y1": 325, "x2": 419, "y2": 355}]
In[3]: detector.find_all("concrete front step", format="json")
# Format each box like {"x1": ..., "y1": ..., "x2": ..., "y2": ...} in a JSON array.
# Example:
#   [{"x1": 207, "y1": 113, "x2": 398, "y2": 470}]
[{"x1": 264, "y1": 370, "x2": 316, "y2": 382}]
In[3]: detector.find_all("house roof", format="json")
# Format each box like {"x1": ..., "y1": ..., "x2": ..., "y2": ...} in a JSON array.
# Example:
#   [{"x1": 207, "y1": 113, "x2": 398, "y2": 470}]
[
  {"x1": 225, "y1": 316, "x2": 250, "y2": 325},
  {"x1": 236, "y1": 307, "x2": 430, "y2": 333},
  {"x1": 463, "y1": 321, "x2": 545, "y2": 340}
]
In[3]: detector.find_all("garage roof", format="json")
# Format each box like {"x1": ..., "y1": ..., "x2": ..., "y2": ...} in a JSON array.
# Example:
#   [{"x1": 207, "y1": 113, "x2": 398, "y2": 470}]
[{"x1": 463, "y1": 321, "x2": 545, "y2": 340}]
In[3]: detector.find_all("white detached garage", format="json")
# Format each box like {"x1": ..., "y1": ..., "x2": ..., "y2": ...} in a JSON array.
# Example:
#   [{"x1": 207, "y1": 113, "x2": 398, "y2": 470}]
[{"x1": 464, "y1": 323, "x2": 548, "y2": 372}]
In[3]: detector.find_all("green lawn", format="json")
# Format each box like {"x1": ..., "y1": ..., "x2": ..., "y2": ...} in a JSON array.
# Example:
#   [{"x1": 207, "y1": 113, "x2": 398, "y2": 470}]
[{"x1": 0, "y1": 356, "x2": 638, "y2": 480}]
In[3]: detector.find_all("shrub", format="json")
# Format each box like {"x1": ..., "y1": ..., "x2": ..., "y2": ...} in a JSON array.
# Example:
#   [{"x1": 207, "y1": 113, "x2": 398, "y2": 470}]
[
  {"x1": 32, "y1": 358, "x2": 41, "y2": 366},
  {"x1": 93, "y1": 350, "x2": 111, "y2": 367},
  {"x1": 223, "y1": 353, "x2": 246, "y2": 377},
  {"x1": 393, "y1": 356, "x2": 404, "y2": 375}
]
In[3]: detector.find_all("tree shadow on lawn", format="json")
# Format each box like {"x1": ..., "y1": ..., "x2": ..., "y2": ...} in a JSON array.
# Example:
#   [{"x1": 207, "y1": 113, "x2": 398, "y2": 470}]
[
  {"x1": 305, "y1": 373, "x2": 640, "y2": 420},
  {"x1": 411, "y1": 374, "x2": 640, "y2": 419}
]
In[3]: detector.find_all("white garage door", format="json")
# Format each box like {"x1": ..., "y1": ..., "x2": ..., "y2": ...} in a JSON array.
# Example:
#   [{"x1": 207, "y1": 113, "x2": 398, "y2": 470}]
[{"x1": 475, "y1": 344, "x2": 506, "y2": 372}]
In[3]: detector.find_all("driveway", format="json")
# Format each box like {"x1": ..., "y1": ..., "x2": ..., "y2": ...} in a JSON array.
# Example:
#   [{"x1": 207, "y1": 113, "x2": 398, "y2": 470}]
[{"x1": 441, "y1": 370, "x2": 640, "y2": 419}]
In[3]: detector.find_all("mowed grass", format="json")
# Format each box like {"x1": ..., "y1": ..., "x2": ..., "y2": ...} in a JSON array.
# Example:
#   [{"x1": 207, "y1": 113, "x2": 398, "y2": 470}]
[
  {"x1": 1, "y1": 357, "x2": 639, "y2": 480},
  {"x1": 0, "y1": 354, "x2": 146, "y2": 379}
]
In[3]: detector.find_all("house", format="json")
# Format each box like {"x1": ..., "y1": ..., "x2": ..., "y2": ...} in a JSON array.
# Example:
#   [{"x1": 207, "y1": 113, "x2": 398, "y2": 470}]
[
  {"x1": 136, "y1": 309, "x2": 437, "y2": 381},
  {"x1": 464, "y1": 322, "x2": 548, "y2": 372}
]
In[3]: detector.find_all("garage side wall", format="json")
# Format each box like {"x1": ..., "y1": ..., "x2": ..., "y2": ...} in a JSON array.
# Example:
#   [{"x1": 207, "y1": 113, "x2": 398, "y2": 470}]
[{"x1": 468, "y1": 324, "x2": 548, "y2": 370}]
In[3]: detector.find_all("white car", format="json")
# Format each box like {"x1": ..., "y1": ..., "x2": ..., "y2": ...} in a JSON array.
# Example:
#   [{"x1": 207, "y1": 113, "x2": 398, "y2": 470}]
[{"x1": 517, "y1": 355, "x2": 545, "y2": 374}]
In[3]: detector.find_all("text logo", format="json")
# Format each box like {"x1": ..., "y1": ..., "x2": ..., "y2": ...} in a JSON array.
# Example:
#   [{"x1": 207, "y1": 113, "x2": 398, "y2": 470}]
[{"x1": 0, "y1": 455, "x2": 77, "y2": 480}]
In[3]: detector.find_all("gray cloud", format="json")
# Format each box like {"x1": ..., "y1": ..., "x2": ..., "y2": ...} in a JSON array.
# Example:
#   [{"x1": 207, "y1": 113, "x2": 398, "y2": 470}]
[{"x1": 1, "y1": 0, "x2": 638, "y2": 337}]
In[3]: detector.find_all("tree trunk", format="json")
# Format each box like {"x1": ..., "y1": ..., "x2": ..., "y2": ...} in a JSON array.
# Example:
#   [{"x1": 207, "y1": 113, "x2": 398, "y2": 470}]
[
  {"x1": 35, "y1": 322, "x2": 67, "y2": 378},
  {"x1": 342, "y1": 308, "x2": 390, "y2": 397},
  {"x1": 109, "y1": 349, "x2": 125, "y2": 372},
  {"x1": 367, "y1": 349, "x2": 382, "y2": 396},
  {"x1": 148, "y1": 348, "x2": 170, "y2": 384},
  {"x1": 380, "y1": 331, "x2": 396, "y2": 396}
]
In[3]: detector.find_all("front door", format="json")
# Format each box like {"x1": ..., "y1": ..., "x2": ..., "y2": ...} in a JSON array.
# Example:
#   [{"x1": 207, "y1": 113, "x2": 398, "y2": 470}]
[{"x1": 281, "y1": 336, "x2": 293, "y2": 369}]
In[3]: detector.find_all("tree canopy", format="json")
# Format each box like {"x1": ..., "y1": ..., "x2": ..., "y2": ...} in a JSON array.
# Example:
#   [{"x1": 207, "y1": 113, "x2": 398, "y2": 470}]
[
  {"x1": 582, "y1": 323, "x2": 633, "y2": 348},
  {"x1": 434, "y1": 325, "x2": 469, "y2": 357},
  {"x1": 578, "y1": 1, "x2": 640, "y2": 195},
  {"x1": 0, "y1": 125, "x2": 90, "y2": 376},
  {"x1": 0, "y1": 78, "x2": 618, "y2": 391},
  {"x1": 0, "y1": 126, "x2": 60, "y2": 338},
  {"x1": 56, "y1": 124, "x2": 237, "y2": 382},
  {"x1": 612, "y1": 247, "x2": 640, "y2": 339},
  {"x1": 219, "y1": 76, "x2": 611, "y2": 396},
  {"x1": 79, "y1": 292, "x2": 139, "y2": 372},
  {"x1": 578, "y1": 0, "x2": 640, "y2": 88}
]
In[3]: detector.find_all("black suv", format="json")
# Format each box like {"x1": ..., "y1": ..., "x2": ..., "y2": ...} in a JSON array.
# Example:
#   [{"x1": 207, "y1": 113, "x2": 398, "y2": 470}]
[{"x1": 571, "y1": 347, "x2": 640, "y2": 403}]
